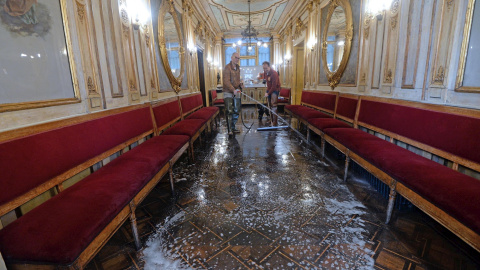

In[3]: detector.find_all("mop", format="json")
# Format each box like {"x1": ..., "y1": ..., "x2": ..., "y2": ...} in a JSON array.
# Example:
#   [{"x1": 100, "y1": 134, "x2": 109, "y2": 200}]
[{"x1": 239, "y1": 91, "x2": 289, "y2": 131}]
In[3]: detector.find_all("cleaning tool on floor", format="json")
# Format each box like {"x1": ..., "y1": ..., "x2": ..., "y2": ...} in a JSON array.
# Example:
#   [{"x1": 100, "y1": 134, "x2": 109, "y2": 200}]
[{"x1": 240, "y1": 92, "x2": 289, "y2": 131}]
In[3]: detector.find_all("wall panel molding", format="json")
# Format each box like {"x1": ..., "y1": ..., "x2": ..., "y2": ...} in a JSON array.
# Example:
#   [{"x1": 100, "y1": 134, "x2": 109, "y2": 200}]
[
  {"x1": 74, "y1": 0, "x2": 103, "y2": 111},
  {"x1": 118, "y1": 0, "x2": 140, "y2": 103},
  {"x1": 381, "y1": 0, "x2": 401, "y2": 89},
  {"x1": 401, "y1": 0, "x2": 425, "y2": 89},
  {"x1": 429, "y1": 0, "x2": 458, "y2": 89}
]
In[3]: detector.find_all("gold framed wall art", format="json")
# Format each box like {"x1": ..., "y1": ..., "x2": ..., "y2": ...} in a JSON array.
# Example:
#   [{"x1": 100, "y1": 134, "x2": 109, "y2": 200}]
[{"x1": 0, "y1": 0, "x2": 80, "y2": 113}]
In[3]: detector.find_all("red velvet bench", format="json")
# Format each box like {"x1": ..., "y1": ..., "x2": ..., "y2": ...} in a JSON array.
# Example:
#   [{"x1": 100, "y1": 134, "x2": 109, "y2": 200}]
[
  {"x1": 210, "y1": 89, "x2": 224, "y2": 106},
  {"x1": 322, "y1": 96, "x2": 480, "y2": 252},
  {"x1": 284, "y1": 90, "x2": 337, "y2": 127},
  {"x1": 307, "y1": 94, "x2": 359, "y2": 157},
  {"x1": 181, "y1": 93, "x2": 220, "y2": 132},
  {"x1": 0, "y1": 104, "x2": 190, "y2": 269},
  {"x1": 277, "y1": 88, "x2": 291, "y2": 115},
  {"x1": 152, "y1": 95, "x2": 215, "y2": 161}
]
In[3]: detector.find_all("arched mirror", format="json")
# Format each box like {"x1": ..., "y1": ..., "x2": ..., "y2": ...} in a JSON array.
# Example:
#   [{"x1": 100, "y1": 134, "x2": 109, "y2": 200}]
[
  {"x1": 322, "y1": 0, "x2": 353, "y2": 90},
  {"x1": 158, "y1": 1, "x2": 185, "y2": 92}
]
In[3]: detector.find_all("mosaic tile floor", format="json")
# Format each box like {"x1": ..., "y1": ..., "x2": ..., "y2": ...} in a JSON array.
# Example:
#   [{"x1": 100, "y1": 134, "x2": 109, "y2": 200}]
[{"x1": 85, "y1": 108, "x2": 480, "y2": 270}]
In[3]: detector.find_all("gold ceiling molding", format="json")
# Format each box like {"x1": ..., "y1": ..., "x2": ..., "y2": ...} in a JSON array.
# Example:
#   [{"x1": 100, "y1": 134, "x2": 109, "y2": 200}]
[
  {"x1": 158, "y1": 0, "x2": 185, "y2": 93},
  {"x1": 321, "y1": 0, "x2": 353, "y2": 90},
  {"x1": 208, "y1": 0, "x2": 288, "y2": 15}
]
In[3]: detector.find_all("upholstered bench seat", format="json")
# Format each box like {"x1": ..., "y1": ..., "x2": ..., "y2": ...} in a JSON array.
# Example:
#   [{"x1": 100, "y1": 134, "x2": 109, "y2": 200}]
[
  {"x1": 284, "y1": 104, "x2": 303, "y2": 114},
  {"x1": 324, "y1": 128, "x2": 480, "y2": 235},
  {"x1": 213, "y1": 99, "x2": 224, "y2": 105},
  {"x1": 295, "y1": 108, "x2": 331, "y2": 120},
  {"x1": 185, "y1": 106, "x2": 217, "y2": 119},
  {"x1": 162, "y1": 119, "x2": 206, "y2": 138},
  {"x1": 308, "y1": 118, "x2": 352, "y2": 130},
  {"x1": 0, "y1": 134, "x2": 189, "y2": 265},
  {"x1": 185, "y1": 110, "x2": 212, "y2": 122}
]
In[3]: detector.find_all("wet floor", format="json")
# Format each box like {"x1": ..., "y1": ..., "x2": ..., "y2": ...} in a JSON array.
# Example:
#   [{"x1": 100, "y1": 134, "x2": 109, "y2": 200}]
[{"x1": 85, "y1": 107, "x2": 480, "y2": 270}]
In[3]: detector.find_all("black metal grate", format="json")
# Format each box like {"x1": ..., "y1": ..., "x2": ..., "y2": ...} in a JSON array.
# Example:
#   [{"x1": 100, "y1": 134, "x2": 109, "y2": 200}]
[{"x1": 325, "y1": 143, "x2": 413, "y2": 211}]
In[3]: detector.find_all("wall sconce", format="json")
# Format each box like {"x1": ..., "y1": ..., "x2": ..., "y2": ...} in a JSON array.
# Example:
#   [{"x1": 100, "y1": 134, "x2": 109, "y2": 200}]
[
  {"x1": 366, "y1": 0, "x2": 393, "y2": 21},
  {"x1": 307, "y1": 38, "x2": 317, "y2": 51},
  {"x1": 284, "y1": 53, "x2": 291, "y2": 64},
  {"x1": 126, "y1": 0, "x2": 150, "y2": 30},
  {"x1": 187, "y1": 43, "x2": 196, "y2": 56}
]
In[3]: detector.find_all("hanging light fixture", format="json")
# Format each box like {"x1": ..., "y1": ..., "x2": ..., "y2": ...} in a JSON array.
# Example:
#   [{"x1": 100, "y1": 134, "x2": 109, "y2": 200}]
[{"x1": 239, "y1": 0, "x2": 262, "y2": 50}]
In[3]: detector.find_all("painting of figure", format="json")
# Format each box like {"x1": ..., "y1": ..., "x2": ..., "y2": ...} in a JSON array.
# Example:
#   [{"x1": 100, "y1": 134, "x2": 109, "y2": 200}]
[
  {"x1": 0, "y1": 0, "x2": 75, "y2": 106},
  {"x1": 0, "y1": 0, "x2": 50, "y2": 37}
]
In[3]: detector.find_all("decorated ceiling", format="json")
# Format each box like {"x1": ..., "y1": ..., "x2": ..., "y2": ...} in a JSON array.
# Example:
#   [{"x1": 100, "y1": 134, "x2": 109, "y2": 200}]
[{"x1": 197, "y1": 0, "x2": 299, "y2": 36}]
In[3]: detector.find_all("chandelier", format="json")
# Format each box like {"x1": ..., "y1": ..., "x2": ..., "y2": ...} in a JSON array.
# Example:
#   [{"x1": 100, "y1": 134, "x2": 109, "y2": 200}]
[{"x1": 232, "y1": 0, "x2": 267, "y2": 51}]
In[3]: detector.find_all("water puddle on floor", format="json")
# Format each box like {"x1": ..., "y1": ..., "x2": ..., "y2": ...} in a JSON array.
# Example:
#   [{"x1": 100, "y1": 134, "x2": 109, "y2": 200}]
[{"x1": 141, "y1": 115, "x2": 376, "y2": 269}]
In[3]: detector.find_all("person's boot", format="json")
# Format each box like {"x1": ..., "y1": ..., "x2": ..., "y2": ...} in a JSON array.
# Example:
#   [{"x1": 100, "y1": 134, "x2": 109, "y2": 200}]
[
  {"x1": 232, "y1": 97, "x2": 242, "y2": 133},
  {"x1": 225, "y1": 98, "x2": 234, "y2": 135}
]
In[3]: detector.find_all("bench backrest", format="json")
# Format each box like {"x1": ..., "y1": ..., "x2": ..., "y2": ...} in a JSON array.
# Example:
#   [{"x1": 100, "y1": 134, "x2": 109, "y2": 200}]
[
  {"x1": 301, "y1": 90, "x2": 337, "y2": 114},
  {"x1": 279, "y1": 88, "x2": 291, "y2": 99},
  {"x1": 180, "y1": 93, "x2": 203, "y2": 118},
  {"x1": 211, "y1": 90, "x2": 217, "y2": 101},
  {"x1": 0, "y1": 105, "x2": 154, "y2": 216},
  {"x1": 151, "y1": 97, "x2": 182, "y2": 134},
  {"x1": 357, "y1": 97, "x2": 480, "y2": 171},
  {"x1": 335, "y1": 94, "x2": 359, "y2": 123}
]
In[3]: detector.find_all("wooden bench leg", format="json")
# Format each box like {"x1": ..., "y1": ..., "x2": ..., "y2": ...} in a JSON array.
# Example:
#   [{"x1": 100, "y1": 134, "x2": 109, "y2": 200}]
[
  {"x1": 321, "y1": 136, "x2": 326, "y2": 158},
  {"x1": 189, "y1": 143, "x2": 195, "y2": 162},
  {"x1": 129, "y1": 202, "x2": 141, "y2": 250},
  {"x1": 344, "y1": 151, "x2": 350, "y2": 182},
  {"x1": 168, "y1": 163, "x2": 175, "y2": 195},
  {"x1": 307, "y1": 128, "x2": 311, "y2": 143},
  {"x1": 386, "y1": 185, "x2": 397, "y2": 224}
]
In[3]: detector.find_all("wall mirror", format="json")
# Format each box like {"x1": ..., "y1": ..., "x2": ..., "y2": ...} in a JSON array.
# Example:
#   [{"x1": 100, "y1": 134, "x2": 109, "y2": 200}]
[
  {"x1": 322, "y1": 0, "x2": 353, "y2": 89},
  {"x1": 158, "y1": 1, "x2": 185, "y2": 92}
]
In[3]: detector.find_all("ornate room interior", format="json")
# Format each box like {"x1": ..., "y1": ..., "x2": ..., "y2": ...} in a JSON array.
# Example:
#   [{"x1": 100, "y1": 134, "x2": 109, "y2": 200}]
[{"x1": 1, "y1": 0, "x2": 480, "y2": 269}]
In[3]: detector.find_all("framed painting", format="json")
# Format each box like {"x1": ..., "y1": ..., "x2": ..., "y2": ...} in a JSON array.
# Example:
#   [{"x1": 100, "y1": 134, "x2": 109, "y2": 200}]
[{"x1": 0, "y1": 0, "x2": 80, "y2": 113}]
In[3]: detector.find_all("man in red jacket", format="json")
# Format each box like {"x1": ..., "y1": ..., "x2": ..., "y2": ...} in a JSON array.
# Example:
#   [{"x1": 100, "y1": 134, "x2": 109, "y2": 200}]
[{"x1": 262, "y1": 61, "x2": 280, "y2": 126}]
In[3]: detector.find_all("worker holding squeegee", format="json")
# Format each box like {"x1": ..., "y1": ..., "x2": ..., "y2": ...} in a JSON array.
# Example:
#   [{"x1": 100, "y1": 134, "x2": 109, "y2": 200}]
[
  {"x1": 223, "y1": 52, "x2": 244, "y2": 135},
  {"x1": 262, "y1": 61, "x2": 281, "y2": 127}
]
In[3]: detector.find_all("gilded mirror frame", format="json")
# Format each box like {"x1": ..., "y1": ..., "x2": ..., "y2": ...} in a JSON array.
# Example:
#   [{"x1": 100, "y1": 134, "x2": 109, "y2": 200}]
[
  {"x1": 455, "y1": 0, "x2": 480, "y2": 92},
  {"x1": 321, "y1": 0, "x2": 353, "y2": 90},
  {"x1": 158, "y1": 0, "x2": 185, "y2": 93}
]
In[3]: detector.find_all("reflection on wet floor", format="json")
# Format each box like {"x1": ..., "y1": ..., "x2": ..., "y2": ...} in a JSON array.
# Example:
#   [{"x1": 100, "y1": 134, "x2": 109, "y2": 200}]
[{"x1": 85, "y1": 107, "x2": 480, "y2": 270}]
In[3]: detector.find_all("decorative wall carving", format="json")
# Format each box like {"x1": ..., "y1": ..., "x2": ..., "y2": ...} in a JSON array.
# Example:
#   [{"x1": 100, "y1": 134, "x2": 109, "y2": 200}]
[
  {"x1": 74, "y1": 0, "x2": 102, "y2": 110},
  {"x1": 381, "y1": 0, "x2": 401, "y2": 86},
  {"x1": 429, "y1": 0, "x2": 457, "y2": 88}
]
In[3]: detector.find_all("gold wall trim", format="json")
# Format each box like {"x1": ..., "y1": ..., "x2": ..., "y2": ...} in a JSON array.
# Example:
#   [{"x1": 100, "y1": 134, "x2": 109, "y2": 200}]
[
  {"x1": 75, "y1": 0, "x2": 103, "y2": 110},
  {"x1": 429, "y1": 0, "x2": 458, "y2": 88},
  {"x1": 0, "y1": 0, "x2": 81, "y2": 113},
  {"x1": 321, "y1": 0, "x2": 354, "y2": 90},
  {"x1": 455, "y1": 0, "x2": 480, "y2": 92}
]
